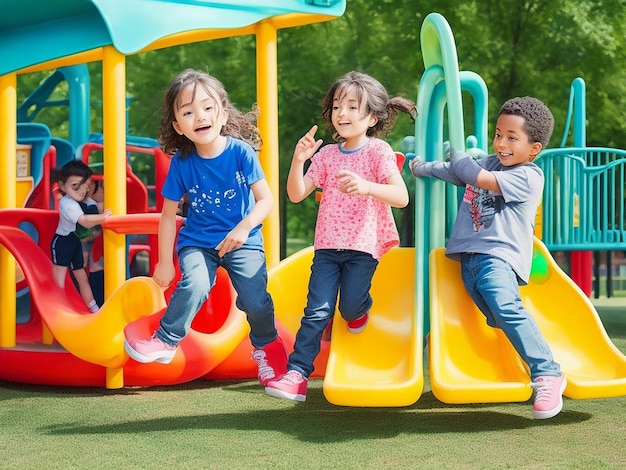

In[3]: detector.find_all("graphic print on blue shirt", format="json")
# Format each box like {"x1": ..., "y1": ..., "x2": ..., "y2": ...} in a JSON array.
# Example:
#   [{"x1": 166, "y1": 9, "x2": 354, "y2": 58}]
[{"x1": 187, "y1": 181, "x2": 239, "y2": 214}]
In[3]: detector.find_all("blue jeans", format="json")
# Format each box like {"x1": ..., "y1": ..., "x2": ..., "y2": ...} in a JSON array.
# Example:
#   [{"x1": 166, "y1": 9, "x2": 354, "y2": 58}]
[
  {"x1": 288, "y1": 249, "x2": 379, "y2": 378},
  {"x1": 156, "y1": 246, "x2": 277, "y2": 349},
  {"x1": 460, "y1": 253, "x2": 561, "y2": 380}
]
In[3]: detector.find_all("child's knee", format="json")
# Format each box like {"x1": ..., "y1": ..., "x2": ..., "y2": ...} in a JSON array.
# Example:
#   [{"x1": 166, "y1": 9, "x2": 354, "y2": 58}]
[
  {"x1": 338, "y1": 298, "x2": 371, "y2": 321},
  {"x1": 238, "y1": 293, "x2": 273, "y2": 319}
]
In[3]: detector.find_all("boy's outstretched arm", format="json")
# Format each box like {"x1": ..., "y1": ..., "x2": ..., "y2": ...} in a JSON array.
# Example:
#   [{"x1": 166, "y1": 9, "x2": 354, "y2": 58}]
[
  {"x1": 410, "y1": 156, "x2": 464, "y2": 186},
  {"x1": 449, "y1": 149, "x2": 501, "y2": 193},
  {"x1": 77, "y1": 210, "x2": 112, "y2": 228}
]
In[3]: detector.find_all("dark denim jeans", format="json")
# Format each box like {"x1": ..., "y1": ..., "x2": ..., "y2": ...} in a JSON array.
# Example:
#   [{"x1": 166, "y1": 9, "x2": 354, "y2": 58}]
[{"x1": 288, "y1": 249, "x2": 379, "y2": 378}]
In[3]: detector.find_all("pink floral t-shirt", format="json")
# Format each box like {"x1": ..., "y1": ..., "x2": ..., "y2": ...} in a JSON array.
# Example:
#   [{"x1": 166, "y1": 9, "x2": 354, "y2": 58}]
[{"x1": 305, "y1": 138, "x2": 400, "y2": 260}]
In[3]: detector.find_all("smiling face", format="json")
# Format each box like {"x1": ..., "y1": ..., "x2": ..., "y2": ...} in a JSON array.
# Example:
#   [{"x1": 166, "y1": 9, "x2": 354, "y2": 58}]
[
  {"x1": 493, "y1": 113, "x2": 543, "y2": 166},
  {"x1": 172, "y1": 82, "x2": 228, "y2": 157},
  {"x1": 331, "y1": 88, "x2": 377, "y2": 149},
  {"x1": 58, "y1": 175, "x2": 90, "y2": 202}
]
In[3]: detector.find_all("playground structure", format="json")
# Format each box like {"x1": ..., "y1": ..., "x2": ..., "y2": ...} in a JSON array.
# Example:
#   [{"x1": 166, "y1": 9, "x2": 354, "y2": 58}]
[
  {"x1": 416, "y1": 14, "x2": 626, "y2": 403},
  {"x1": 0, "y1": 4, "x2": 625, "y2": 407},
  {"x1": 1, "y1": 0, "x2": 349, "y2": 389}
]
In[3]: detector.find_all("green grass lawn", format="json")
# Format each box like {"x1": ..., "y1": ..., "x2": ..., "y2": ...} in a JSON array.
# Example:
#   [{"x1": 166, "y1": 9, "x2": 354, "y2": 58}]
[{"x1": 2, "y1": 302, "x2": 626, "y2": 469}]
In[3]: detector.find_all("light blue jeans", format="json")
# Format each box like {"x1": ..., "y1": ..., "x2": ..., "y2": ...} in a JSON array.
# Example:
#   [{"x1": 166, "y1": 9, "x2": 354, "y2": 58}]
[
  {"x1": 156, "y1": 246, "x2": 277, "y2": 350},
  {"x1": 288, "y1": 249, "x2": 379, "y2": 378},
  {"x1": 460, "y1": 253, "x2": 561, "y2": 380}
]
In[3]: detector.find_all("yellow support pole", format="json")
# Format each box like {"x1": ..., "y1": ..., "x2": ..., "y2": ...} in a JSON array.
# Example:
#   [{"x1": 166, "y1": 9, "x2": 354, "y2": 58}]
[
  {"x1": 101, "y1": 46, "x2": 128, "y2": 389},
  {"x1": 0, "y1": 73, "x2": 17, "y2": 347},
  {"x1": 255, "y1": 21, "x2": 280, "y2": 268},
  {"x1": 106, "y1": 364, "x2": 124, "y2": 390},
  {"x1": 101, "y1": 46, "x2": 128, "y2": 296}
]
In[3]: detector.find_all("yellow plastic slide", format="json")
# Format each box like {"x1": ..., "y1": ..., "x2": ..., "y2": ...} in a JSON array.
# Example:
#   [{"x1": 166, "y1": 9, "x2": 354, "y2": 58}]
[
  {"x1": 270, "y1": 246, "x2": 424, "y2": 405},
  {"x1": 322, "y1": 247, "x2": 424, "y2": 407},
  {"x1": 429, "y1": 238, "x2": 626, "y2": 405}
]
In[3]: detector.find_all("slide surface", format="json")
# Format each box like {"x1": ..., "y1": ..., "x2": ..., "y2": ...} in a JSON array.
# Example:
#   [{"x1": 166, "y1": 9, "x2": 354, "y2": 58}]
[
  {"x1": 429, "y1": 238, "x2": 626, "y2": 404},
  {"x1": 0, "y1": 212, "x2": 251, "y2": 387},
  {"x1": 322, "y1": 247, "x2": 424, "y2": 407},
  {"x1": 0, "y1": 226, "x2": 166, "y2": 369}
]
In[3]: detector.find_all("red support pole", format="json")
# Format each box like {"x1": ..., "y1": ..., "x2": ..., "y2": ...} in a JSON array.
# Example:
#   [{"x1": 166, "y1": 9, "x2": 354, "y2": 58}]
[{"x1": 570, "y1": 251, "x2": 592, "y2": 297}]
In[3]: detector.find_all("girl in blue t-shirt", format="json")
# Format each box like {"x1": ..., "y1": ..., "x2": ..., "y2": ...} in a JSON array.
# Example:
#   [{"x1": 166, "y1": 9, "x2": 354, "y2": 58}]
[{"x1": 124, "y1": 69, "x2": 287, "y2": 386}]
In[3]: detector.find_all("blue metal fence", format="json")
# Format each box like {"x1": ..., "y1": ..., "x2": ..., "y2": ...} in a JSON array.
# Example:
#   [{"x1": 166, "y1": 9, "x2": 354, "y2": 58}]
[{"x1": 537, "y1": 147, "x2": 626, "y2": 251}]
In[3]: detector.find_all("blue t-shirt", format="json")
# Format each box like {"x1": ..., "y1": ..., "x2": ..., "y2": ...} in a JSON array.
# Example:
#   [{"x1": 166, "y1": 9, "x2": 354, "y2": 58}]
[{"x1": 161, "y1": 137, "x2": 266, "y2": 251}]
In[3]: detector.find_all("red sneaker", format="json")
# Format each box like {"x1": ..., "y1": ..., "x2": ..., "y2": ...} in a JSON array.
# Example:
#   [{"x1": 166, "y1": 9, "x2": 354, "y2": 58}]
[
  {"x1": 532, "y1": 375, "x2": 567, "y2": 419},
  {"x1": 265, "y1": 370, "x2": 308, "y2": 402},
  {"x1": 124, "y1": 333, "x2": 177, "y2": 364},
  {"x1": 347, "y1": 312, "x2": 369, "y2": 334},
  {"x1": 251, "y1": 336, "x2": 288, "y2": 386}
]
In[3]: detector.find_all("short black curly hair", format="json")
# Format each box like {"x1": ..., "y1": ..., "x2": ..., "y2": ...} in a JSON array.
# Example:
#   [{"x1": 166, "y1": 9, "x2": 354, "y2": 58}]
[{"x1": 498, "y1": 96, "x2": 554, "y2": 148}]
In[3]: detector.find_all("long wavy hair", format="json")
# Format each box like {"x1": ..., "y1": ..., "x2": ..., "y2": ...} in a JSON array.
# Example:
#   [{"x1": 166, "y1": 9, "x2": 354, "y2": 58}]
[{"x1": 158, "y1": 69, "x2": 261, "y2": 157}]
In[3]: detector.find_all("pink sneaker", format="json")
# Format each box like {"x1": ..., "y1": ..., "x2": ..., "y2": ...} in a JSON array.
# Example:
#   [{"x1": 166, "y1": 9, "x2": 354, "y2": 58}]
[
  {"x1": 251, "y1": 336, "x2": 288, "y2": 386},
  {"x1": 124, "y1": 333, "x2": 177, "y2": 364},
  {"x1": 347, "y1": 312, "x2": 369, "y2": 334},
  {"x1": 265, "y1": 370, "x2": 308, "y2": 402},
  {"x1": 532, "y1": 375, "x2": 567, "y2": 419}
]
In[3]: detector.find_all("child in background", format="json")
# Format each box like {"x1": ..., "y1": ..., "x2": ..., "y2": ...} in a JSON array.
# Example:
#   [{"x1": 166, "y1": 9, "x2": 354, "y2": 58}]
[
  {"x1": 79, "y1": 178, "x2": 105, "y2": 307},
  {"x1": 410, "y1": 96, "x2": 566, "y2": 419},
  {"x1": 51, "y1": 161, "x2": 111, "y2": 313},
  {"x1": 265, "y1": 71, "x2": 415, "y2": 401},
  {"x1": 124, "y1": 69, "x2": 288, "y2": 387}
]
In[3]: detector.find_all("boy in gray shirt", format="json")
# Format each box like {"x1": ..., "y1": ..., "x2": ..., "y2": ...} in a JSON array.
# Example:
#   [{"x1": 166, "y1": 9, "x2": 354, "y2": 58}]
[{"x1": 411, "y1": 96, "x2": 565, "y2": 419}]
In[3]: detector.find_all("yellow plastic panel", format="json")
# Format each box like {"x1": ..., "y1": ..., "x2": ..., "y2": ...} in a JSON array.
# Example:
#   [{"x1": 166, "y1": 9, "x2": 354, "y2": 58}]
[
  {"x1": 429, "y1": 248, "x2": 531, "y2": 404},
  {"x1": 323, "y1": 247, "x2": 423, "y2": 407},
  {"x1": 429, "y1": 238, "x2": 626, "y2": 404},
  {"x1": 523, "y1": 239, "x2": 626, "y2": 399}
]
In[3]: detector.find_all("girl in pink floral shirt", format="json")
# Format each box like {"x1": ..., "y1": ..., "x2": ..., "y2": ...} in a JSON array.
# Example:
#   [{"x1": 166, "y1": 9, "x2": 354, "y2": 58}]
[{"x1": 265, "y1": 71, "x2": 416, "y2": 402}]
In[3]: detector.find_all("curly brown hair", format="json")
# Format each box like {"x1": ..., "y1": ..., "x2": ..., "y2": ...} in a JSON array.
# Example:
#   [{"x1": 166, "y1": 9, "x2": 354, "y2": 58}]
[
  {"x1": 498, "y1": 96, "x2": 554, "y2": 148},
  {"x1": 158, "y1": 69, "x2": 261, "y2": 157},
  {"x1": 320, "y1": 71, "x2": 417, "y2": 142}
]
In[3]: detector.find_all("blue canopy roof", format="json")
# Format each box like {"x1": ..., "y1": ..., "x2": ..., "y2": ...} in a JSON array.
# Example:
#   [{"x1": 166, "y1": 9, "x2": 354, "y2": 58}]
[{"x1": 0, "y1": 0, "x2": 345, "y2": 75}]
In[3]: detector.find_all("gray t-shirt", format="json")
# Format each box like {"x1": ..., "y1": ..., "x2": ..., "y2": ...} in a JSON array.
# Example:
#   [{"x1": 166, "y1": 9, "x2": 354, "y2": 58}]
[{"x1": 445, "y1": 154, "x2": 544, "y2": 285}]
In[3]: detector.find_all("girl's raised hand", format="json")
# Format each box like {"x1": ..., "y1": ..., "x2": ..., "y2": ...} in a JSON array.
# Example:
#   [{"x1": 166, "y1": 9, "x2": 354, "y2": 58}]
[{"x1": 293, "y1": 125, "x2": 323, "y2": 163}]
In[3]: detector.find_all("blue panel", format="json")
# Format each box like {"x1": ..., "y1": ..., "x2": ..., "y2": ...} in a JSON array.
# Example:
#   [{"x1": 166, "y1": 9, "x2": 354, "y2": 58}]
[
  {"x1": 0, "y1": 10, "x2": 110, "y2": 75},
  {"x1": 51, "y1": 138, "x2": 77, "y2": 168},
  {"x1": 0, "y1": 0, "x2": 346, "y2": 75}
]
